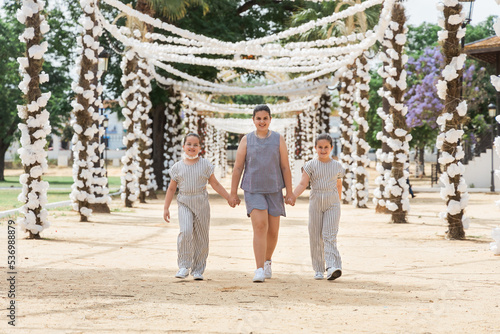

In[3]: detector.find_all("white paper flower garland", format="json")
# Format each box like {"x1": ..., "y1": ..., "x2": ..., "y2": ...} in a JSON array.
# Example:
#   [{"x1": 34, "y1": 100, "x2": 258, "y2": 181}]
[
  {"x1": 16, "y1": 0, "x2": 51, "y2": 236},
  {"x1": 70, "y1": 0, "x2": 109, "y2": 221},
  {"x1": 136, "y1": 58, "x2": 157, "y2": 201},
  {"x1": 352, "y1": 54, "x2": 371, "y2": 208},
  {"x1": 120, "y1": 50, "x2": 140, "y2": 207},
  {"x1": 435, "y1": 1, "x2": 470, "y2": 237},
  {"x1": 339, "y1": 65, "x2": 356, "y2": 204},
  {"x1": 374, "y1": 4, "x2": 411, "y2": 223},
  {"x1": 163, "y1": 89, "x2": 183, "y2": 190},
  {"x1": 373, "y1": 45, "x2": 392, "y2": 211}
]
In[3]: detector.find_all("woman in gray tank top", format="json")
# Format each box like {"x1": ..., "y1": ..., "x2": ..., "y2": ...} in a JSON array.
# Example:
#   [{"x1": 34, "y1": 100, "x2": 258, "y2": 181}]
[{"x1": 230, "y1": 105, "x2": 294, "y2": 282}]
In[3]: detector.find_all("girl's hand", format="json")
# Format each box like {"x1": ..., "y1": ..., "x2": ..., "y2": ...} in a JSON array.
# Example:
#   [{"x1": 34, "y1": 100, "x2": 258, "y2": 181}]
[
  {"x1": 163, "y1": 209, "x2": 170, "y2": 223},
  {"x1": 229, "y1": 194, "x2": 240, "y2": 207},
  {"x1": 285, "y1": 192, "x2": 296, "y2": 206}
]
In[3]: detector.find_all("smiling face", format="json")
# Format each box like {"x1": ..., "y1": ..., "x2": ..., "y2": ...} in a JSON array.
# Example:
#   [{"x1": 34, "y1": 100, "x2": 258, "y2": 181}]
[
  {"x1": 183, "y1": 135, "x2": 201, "y2": 158},
  {"x1": 252, "y1": 110, "x2": 271, "y2": 132},
  {"x1": 315, "y1": 139, "x2": 333, "y2": 160}
]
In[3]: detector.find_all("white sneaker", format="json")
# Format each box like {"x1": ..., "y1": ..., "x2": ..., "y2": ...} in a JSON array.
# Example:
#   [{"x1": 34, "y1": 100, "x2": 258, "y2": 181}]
[
  {"x1": 264, "y1": 260, "x2": 272, "y2": 279},
  {"x1": 326, "y1": 268, "x2": 342, "y2": 281},
  {"x1": 193, "y1": 273, "x2": 204, "y2": 280},
  {"x1": 314, "y1": 272, "x2": 324, "y2": 280},
  {"x1": 253, "y1": 268, "x2": 265, "y2": 282},
  {"x1": 175, "y1": 268, "x2": 189, "y2": 278}
]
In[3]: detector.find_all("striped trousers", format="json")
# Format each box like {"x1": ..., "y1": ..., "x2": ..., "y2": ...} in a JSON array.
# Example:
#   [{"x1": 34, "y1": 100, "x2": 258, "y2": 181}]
[
  {"x1": 177, "y1": 192, "x2": 211, "y2": 275},
  {"x1": 308, "y1": 191, "x2": 342, "y2": 272}
]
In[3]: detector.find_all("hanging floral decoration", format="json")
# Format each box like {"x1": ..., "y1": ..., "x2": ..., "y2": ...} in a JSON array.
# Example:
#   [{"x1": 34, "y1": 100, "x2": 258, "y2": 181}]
[
  {"x1": 435, "y1": 0, "x2": 470, "y2": 239},
  {"x1": 16, "y1": 0, "x2": 52, "y2": 236},
  {"x1": 352, "y1": 54, "x2": 371, "y2": 208},
  {"x1": 163, "y1": 89, "x2": 183, "y2": 190}
]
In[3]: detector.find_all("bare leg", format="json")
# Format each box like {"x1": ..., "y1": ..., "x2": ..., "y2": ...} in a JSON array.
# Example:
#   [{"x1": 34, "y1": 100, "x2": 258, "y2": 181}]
[
  {"x1": 266, "y1": 215, "x2": 280, "y2": 261},
  {"x1": 250, "y1": 209, "x2": 269, "y2": 268}
]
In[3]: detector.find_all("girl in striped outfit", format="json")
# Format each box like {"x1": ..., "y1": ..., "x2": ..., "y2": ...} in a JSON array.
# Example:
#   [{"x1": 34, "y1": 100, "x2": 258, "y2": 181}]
[
  {"x1": 290, "y1": 134, "x2": 345, "y2": 280},
  {"x1": 163, "y1": 133, "x2": 236, "y2": 280}
]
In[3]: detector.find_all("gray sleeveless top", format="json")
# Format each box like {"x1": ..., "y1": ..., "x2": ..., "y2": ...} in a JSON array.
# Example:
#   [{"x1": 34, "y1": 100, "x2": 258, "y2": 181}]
[{"x1": 241, "y1": 131, "x2": 285, "y2": 193}]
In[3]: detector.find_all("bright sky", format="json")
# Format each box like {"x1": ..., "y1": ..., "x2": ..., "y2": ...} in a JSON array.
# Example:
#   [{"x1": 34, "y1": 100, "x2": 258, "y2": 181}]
[{"x1": 404, "y1": 0, "x2": 497, "y2": 26}]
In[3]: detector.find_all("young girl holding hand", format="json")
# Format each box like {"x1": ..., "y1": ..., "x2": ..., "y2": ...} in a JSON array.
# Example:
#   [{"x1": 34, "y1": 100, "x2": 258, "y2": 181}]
[
  {"x1": 290, "y1": 134, "x2": 345, "y2": 280},
  {"x1": 163, "y1": 133, "x2": 236, "y2": 280}
]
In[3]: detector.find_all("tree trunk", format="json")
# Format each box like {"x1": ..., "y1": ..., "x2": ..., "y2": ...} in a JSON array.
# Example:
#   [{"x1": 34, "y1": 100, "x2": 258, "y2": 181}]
[
  {"x1": 152, "y1": 102, "x2": 167, "y2": 190},
  {"x1": 437, "y1": 2, "x2": 468, "y2": 239},
  {"x1": 419, "y1": 146, "x2": 425, "y2": 176},
  {"x1": 17, "y1": 0, "x2": 51, "y2": 236},
  {"x1": 353, "y1": 55, "x2": 370, "y2": 208},
  {"x1": 385, "y1": 3, "x2": 410, "y2": 224},
  {"x1": 0, "y1": 145, "x2": 7, "y2": 182},
  {"x1": 339, "y1": 64, "x2": 356, "y2": 204},
  {"x1": 375, "y1": 46, "x2": 392, "y2": 214}
]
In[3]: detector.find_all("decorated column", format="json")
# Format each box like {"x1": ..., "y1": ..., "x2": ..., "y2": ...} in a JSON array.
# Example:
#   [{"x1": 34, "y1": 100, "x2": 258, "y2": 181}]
[
  {"x1": 120, "y1": 50, "x2": 140, "y2": 207},
  {"x1": 70, "y1": 0, "x2": 107, "y2": 221},
  {"x1": 382, "y1": 3, "x2": 412, "y2": 224},
  {"x1": 339, "y1": 65, "x2": 356, "y2": 204},
  {"x1": 16, "y1": 0, "x2": 51, "y2": 237},
  {"x1": 435, "y1": 0, "x2": 470, "y2": 238},
  {"x1": 374, "y1": 44, "x2": 393, "y2": 214},
  {"x1": 318, "y1": 92, "x2": 332, "y2": 135},
  {"x1": 352, "y1": 54, "x2": 371, "y2": 208},
  {"x1": 163, "y1": 89, "x2": 183, "y2": 189},
  {"x1": 136, "y1": 58, "x2": 157, "y2": 202}
]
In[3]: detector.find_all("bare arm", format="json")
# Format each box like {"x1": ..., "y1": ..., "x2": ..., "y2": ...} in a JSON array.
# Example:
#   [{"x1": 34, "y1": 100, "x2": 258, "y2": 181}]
[
  {"x1": 209, "y1": 174, "x2": 234, "y2": 207},
  {"x1": 230, "y1": 136, "x2": 247, "y2": 205},
  {"x1": 163, "y1": 180, "x2": 178, "y2": 223},
  {"x1": 337, "y1": 178, "x2": 342, "y2": 201},
  {"x1": 279, "y1": 135, "x2": 293, "y2": 202},
  {"x1": 292, "y1": 171, "x2": 310, "y2": 199}
]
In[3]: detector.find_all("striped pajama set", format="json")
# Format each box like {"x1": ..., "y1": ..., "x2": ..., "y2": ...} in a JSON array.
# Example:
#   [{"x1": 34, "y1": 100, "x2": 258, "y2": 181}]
[
  {"x1": 169, "y1": 158, "x2": 214, "y2": 276},
  {"x1": 303, "y1": 159, "x2": 345, "y2": 273}
]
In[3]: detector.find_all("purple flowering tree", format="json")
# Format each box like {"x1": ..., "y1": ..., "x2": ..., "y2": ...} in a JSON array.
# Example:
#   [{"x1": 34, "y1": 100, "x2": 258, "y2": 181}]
[{"x1": 405, "y1": 47, "x2": 444, "y2": 173}]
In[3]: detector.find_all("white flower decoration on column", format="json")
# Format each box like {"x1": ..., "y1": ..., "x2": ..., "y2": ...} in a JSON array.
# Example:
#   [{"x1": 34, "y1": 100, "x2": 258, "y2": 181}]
[
  {"x1": 16, "y1": 0, "x2": 51, "y2": 235},
  {"x1": 120, "y1": 49, "x2": 140, "y2": 206},
  {"x1": 375, "y1": 3, "x2": 412, "y2": 223},
  {"x1": 163, "y1": 89, "x2": 183, "y2": 190},
  {"x1": 285, "y1": 124, "x2": 296, "y2": 176},
  {"x1": 318, "y1": 91, "x2": 332, "y2": 135},
  {"x1": 339, "y1": 65, "x2": 356, "y2": 204},
  {"x1": 135, "y1": 58, "x2": 157, "y2": 200},
  {"x1": 351, "y1": 54, "x2": 371, "y2": 208},
  {"x1": 435, "y1": 1, "x2": 470, "y2": 236},
  {"x1": 70, "y1": 0, "x2": 108, "y2": 220},
  {"x1": 490, "y1": 8, "x2": 500, "y2": 210}
]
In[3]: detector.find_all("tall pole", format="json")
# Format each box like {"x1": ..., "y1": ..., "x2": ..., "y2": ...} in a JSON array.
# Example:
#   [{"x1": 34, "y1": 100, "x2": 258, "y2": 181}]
[{"x1": 492, "y1": 110, "x2": 496, "y2": 192}]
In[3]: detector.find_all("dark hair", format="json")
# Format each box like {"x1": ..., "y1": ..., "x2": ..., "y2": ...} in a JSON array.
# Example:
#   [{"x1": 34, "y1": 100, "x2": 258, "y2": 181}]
[
  {"x1": 183, "y1": 133, "x2": 201, "y2": 145},
  {"x1": 315, "y1": 133, "x2": 333, "y2": 147},
  {"x1": 253, "y1": 104, "x2": 271, "y2": 117}
]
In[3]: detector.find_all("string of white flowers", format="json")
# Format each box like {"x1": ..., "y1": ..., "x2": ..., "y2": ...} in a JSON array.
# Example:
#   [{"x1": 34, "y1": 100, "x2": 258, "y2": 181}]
[
  {"x1": 435, "y1": 0, "x2": 470, "y2": 235},
  {"x1": 16, "y1": 0, "x2": 51, "y2": 235},
  {"x1": 351, "y1": 54, "x2": 371, "y2": 208},
  {"x1": 285, "y1": 124, "x2": 296, "y2": 176},
  {"x1": 152, "y1": 66, "x2": 330, "y2": 96},
  {"x1": 339, "y1": 65, "x2": 356, "y2": 203},
  {"x1": 70, "y1": 0, "x2": 107, "y2": 221},
  {"x1": 489, "y1": 7, "x2": 500, "y2": 210},
  {"x1": 146, "y1": 29, "x2": 368, "y2": 53},
  {"x1": 163, "y1": 90, "x2": 183, "y2": 190},
  {"x1": 205, "y1": 117, "x2": 297, "y2": 135},
  {"x1": 317, "y1": 92, "x2": 332, "y2": 135},
  {"x1": 136, "y1": 58, "x2": 157, "y2": 200},
  {"x1": 219, "y1": 130, "x2": 228, "y2": 178},
  {"x1": 100, "y1": 0, "x2": 389, "y2": 50},
  {"x1": 120, "y1": 49, "x2": 140, "y2": 206},
  {"x1": 184, "y1": 93, "x2": 321, "y2": 115}
]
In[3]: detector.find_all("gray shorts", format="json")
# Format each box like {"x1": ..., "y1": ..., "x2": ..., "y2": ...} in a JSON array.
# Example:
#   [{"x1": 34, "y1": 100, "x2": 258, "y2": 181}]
[{"x1": 244, "y1": 191, "x2": 286, "y2": 218}]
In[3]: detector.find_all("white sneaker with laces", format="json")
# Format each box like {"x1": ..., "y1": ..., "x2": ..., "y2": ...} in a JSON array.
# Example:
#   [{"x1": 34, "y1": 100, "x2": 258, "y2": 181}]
[
  {"x1": 326, "y1": 267, "x2": 342, "y2": 281},
  {"x1": 314, "y1": 272, "x2": 324, "y2": 280},
  {"x1": 253, "y1": 268, "x2": 265, "y2": 282},
  {"x1": 193, "y1": 273, "x2": 204, "y2": 280},
  {"x1": 264, "y1": 260, "x2": 272, "y2": 279},
  {"x1": 175, "y1": 268, "x2": 189, "y2": 278}
]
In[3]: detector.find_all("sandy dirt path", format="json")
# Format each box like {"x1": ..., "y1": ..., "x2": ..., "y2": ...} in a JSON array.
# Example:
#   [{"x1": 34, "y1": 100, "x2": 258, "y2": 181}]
[{"x1": 1, "y1": 178, "x2": 499, "y2": 333}]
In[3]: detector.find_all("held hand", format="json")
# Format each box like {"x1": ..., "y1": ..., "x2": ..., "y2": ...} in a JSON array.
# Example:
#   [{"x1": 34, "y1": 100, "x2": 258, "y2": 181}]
[
  {"x1": 227, "y1": 199, "x2": 236, "y2": 208},
  {"x1": 285, "y1": 193, "x2": 296, "y2": 206},
  {"x1": 163, "y1": 209, "x2": 170, "y2": 223},
  {"x1": 229, "y1": 194, "x2": 240, "y2": 208}
]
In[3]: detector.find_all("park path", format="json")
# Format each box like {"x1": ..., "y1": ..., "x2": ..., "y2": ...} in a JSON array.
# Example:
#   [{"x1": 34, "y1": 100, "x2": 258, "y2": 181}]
[{"x1": 1, "y1": 184, "x2": 499, "y2": 333}]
